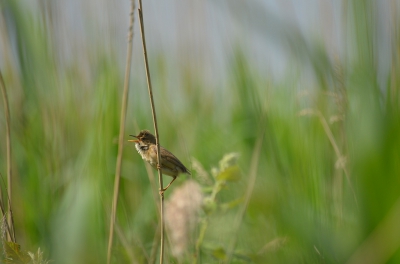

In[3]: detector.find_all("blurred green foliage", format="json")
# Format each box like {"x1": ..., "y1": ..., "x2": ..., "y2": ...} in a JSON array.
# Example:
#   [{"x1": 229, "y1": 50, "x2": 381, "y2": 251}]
[{"x1": 1, "y1": 0, "x2": 400, "y2": 263}]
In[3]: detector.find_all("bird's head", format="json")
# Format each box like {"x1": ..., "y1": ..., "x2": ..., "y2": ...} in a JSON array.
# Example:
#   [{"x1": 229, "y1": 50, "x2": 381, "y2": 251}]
[{"x1": 128, "y1": 130, "x2": 156, "y2": 144}]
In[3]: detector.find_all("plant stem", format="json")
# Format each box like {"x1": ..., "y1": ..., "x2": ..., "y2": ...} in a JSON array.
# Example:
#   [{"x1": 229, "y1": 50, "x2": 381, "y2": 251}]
[
  {"x1": 225, "y1": 123, "x2": 265, "y2": 263},
  {"x1": 137, "y1": 1, "x2": 165, "y2": 263},
  {"x1": 107, "y1": 1, "x2": 135, "y2": 263},
  {"x1": 0, "y1": 71, "x2": 15, "y2": 243}
]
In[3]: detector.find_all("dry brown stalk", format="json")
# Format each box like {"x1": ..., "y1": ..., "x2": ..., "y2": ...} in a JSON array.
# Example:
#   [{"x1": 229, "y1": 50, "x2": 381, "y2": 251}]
[
  {"x1": 107, "y1": 1, "x2": 135, "y2": 263},
  {"x1": 137, "y1": 1, "x2": 166, "y2": 263}
]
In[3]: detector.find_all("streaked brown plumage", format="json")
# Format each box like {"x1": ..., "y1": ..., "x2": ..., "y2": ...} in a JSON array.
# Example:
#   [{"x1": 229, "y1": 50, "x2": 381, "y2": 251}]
[{"x1": 128, "y1": 130, "x2": 190, "y2": 192}]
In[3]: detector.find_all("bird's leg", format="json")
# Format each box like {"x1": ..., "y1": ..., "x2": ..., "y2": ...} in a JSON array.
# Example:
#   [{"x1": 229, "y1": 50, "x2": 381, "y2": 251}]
[
  {"x1": 159, "y1": 176, "x2": 177, "y2": 194},
  {"x1": 164, "y1": 177, "x2": 176, "y2": 191}
]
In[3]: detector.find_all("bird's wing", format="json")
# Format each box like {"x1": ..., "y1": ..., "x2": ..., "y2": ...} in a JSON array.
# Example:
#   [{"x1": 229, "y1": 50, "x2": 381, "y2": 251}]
[{"x1": 160, "y1": 147, "x2": 191, "y2": 175}]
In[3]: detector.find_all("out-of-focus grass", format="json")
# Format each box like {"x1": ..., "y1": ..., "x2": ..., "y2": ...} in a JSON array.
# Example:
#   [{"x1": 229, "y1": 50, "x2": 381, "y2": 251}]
[{"x1": 0, "y1": 0, "x2": 400, "y2": 263}]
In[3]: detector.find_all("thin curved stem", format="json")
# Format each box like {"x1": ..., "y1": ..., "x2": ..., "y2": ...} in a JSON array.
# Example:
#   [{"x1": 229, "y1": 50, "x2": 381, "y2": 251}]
[
  {"x1": 107, "y1": 1, "x2": 135, "y2": 263},
  {"x1": 138, "y1": 1, "x2": 165, "y2": 263}
]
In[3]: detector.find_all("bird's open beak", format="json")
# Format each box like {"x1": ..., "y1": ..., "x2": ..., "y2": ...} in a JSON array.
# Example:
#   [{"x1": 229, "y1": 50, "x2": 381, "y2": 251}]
[{"x1": 128, "y1": 135, "x2": 139, "y2": 143}]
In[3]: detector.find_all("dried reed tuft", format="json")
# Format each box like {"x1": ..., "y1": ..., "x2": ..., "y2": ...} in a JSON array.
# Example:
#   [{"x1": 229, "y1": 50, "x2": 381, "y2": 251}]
[{"x1": 165, "y1": 180, "x2": 203, "y2": 259}]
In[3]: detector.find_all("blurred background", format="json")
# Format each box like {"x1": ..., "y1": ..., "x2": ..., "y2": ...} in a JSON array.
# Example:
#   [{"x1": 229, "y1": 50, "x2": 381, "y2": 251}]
[{"x1": 0, "y1": 0, "x2": 400, "y2": 263}]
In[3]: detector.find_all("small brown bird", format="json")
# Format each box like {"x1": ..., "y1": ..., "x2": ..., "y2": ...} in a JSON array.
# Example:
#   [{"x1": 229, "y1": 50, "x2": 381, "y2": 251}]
[{"x1": 128, "y1": 130, "x2": 191, "y2": 193}]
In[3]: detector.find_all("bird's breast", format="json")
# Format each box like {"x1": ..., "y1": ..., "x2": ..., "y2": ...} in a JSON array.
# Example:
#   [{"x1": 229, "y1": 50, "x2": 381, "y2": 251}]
[{"x1": 135, "y1": 143, "x2": 157, "y2": 166}]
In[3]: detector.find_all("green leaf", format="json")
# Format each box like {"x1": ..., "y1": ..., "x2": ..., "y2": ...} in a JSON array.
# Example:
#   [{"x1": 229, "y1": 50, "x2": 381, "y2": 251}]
[
  {"x1": 212, "y1": 247, "x2": 226, "y2": 260},
  {"x1": 216, "y1": 165, "x2": 242, "y2": 182},
  {"x1": 220, "y1": 197, "x2": 244, "y2": 210}
]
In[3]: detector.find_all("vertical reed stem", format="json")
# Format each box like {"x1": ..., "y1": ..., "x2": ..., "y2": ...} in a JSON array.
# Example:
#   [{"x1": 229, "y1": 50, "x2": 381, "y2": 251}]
[
  {"x1": 137, "y1": 1, "x2": 165, "y2": 263},
  {"x1": 0, "y1": 71, "x2": 15, "y2": 242},
  {"x1": 107, "y1": 1, "x2": 135, "y2": 263}
]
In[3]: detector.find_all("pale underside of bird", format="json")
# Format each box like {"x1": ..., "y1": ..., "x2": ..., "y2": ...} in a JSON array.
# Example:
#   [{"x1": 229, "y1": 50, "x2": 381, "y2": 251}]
[
  {"x1": 134, "y1": 140, "x2": 190, "y2": 177},
  {"x1": 129, "y1": 130, "x2": 190, "y2": 192}
]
